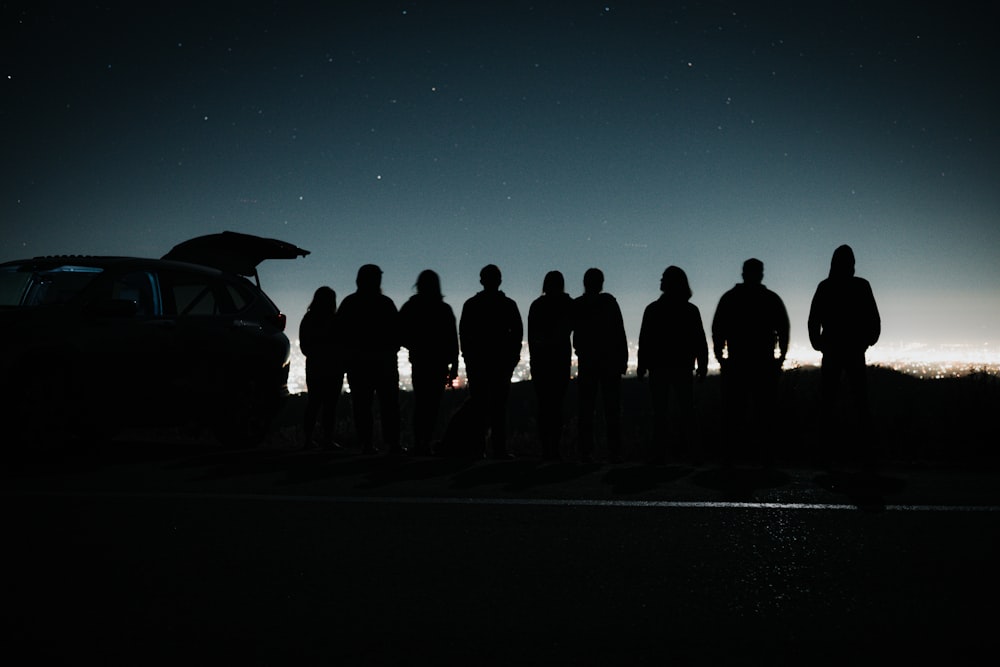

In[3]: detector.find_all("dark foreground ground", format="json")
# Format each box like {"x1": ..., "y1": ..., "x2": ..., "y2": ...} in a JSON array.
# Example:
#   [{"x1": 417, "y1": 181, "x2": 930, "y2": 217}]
[
  {"x1": 3, "y1": 367, "x2": 999, "y2": 664},
  {"x1": 289, "y1": 365, "x2": 1000, "y2": 469}
]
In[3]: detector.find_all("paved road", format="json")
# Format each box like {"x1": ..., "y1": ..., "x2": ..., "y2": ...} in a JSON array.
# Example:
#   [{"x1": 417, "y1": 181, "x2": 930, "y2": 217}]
[{"x1": 4, "y1": 437, "x2": 999, "y2": 664}]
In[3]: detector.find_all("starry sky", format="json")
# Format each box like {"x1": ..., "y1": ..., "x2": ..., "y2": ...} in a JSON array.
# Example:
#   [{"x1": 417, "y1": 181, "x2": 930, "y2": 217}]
[{"x1": 4, "y1": 1, "x2": 999, "y2": 354}]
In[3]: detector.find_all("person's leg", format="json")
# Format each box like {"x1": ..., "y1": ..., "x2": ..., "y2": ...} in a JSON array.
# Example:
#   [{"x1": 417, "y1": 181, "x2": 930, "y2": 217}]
[
  {"x1": 672, "y1": 372, "x2": 695, "y2": 462},
  {"x1": 488, "y1": 374, "x2": 512, "y2": 458},
  {"x1": 410, "y1": 367, "x2": 433, "y2": 454},
  {"x1": 603, "y1": 373, "x2": 623, "y2": 462},
  {"x1": 377, "y1": 368, "x2": 402, "y2": 453},
  {"x1": 648, "y1": 371, "x2": 669, "y2": 463},
  {"x1": 535, "y1": 373, "x2": 565, "y2": 460},
  {"x1": 576, "y1": 370, "x2": 597, "y2": 462},
  {"x1": 347, "y1": 370, "x2": 375, "y2": 453}
]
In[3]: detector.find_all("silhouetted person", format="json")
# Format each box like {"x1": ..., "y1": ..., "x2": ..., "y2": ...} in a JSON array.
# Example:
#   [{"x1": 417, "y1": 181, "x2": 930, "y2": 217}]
[
  {"x1": 637, "y1": 266, "x2": 708, "y2": 464},
  {"x1": 711, "y1": 258, "x2": 789, "y2": 464},
  {"x1": 528, "y1": 271, "x2": 574, "y2": 461},
  {"x1": 337, "y1": 264, "x2": 402, "y2": 455},
  {"x1": 459, "y1": 264, "x2": 523, "y2": 459},
  {"x1": 299, "y1": 286, "x2": 344, "y2": 450},
  {"x1": 399, "y1": 269, "x2": 460, "y2": 456},
  {"x1": 808, "y1": 245, "x2": 881, "y2": 460},
  {"x1": 573, "y1": 268, "x2": 628, "y2": 464}
]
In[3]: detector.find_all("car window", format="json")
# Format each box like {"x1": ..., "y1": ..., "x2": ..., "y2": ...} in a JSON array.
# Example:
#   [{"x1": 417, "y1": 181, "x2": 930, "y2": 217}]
[
  {"x1": 4, "y1": 266, "x2": 104, "y2": 307},
  {"x1": 110, "y1": 271, "x2": 160, "y2": 316},
  {"x1": 225, "y1": 282, "x2": 252, "y2": 311},
  {"x1": 0, "y1": 268, "x2": 31, "y2": 306},
  {"x1": 165, "y1": 274, "x2": 239, "y2": 317}
]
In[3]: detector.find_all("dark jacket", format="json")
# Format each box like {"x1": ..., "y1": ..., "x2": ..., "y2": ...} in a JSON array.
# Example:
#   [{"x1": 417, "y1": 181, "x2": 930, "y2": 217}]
[
  {"x1": 712, "y1": 283, "x2": 789, "y2": 364},
  {"x1": 459, "y1": 290, "x2": 523, "y2": 375},
  {"x1": 808, "y1": 276, "x2": 880, "y2": 353},
  {"x1": 299, "y1": 308, "x2": 341, "y2": 369},
  {"x1": 528, "y1": 292, "x2": 574, "y2": 379},
  {"x1": 572, "y1": 292, "x2": 628, "y2": 375},
  {"x1": 336, "y1": 291, "x2": 400, "y2": 368},
  {"x1": 399, "y1": 294, "x2": 459, "y2": 371},
  {"x1": 637, "y1": 297, "x2": 708, "y2": 376}
]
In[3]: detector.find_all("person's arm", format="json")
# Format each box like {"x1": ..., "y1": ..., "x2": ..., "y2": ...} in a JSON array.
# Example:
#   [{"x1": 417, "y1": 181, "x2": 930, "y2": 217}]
[
  {"x1": 776, "y1": 295, "x2": 790, "y2": 364},
  {"x1": 614, "y1": 300, "x2": 628, "y2": 375},
  {"x1": 807, "y1": 284, "x2": 824, "y2": 352},
  {"x1": 711, "y1": 297, "x2": 726, "y2": 364},
  {"x1": 693, "y1": 305, "x2": 708, "y2": 380}
]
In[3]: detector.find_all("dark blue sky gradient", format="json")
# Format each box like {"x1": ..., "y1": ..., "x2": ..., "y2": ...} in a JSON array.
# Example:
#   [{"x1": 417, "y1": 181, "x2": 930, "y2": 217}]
[{"x1": 4, "y1": 2, "x2": 999, "y2": 350}]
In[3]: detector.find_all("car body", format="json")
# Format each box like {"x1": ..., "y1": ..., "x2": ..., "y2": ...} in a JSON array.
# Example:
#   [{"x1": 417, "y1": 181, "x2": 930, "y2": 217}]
[{"x1": 0, "y1": 231, "x2": 309, "y2": 447}]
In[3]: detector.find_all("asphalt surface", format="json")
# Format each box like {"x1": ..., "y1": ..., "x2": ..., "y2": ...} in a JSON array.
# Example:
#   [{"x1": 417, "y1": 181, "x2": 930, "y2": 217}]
[{"x1": 4, "y1": 434, "x2": 1000, "y2": 664}]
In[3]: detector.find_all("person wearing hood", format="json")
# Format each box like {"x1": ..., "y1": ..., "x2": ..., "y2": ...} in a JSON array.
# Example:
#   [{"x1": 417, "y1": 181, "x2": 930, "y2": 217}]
[{"x1": 808, "y1": 245, "x2": 881, "y2": 434}]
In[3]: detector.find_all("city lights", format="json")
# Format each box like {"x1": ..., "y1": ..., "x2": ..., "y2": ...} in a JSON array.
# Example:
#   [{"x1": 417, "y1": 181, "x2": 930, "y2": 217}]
[{"x1": 287, "y1": 340, "x2": 1000, "y2": 394}]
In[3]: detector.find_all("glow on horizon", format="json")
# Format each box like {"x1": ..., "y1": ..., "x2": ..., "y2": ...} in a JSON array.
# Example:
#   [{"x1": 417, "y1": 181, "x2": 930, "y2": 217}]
[{"x1": 287, "y1": 341, "x2": 1000, "y2": 394}]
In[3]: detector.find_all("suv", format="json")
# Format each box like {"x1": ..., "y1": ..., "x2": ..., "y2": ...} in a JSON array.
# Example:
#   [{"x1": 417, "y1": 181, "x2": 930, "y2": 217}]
[{"x1": 0, "y1": 231, "x2": 309, "y2": 448}]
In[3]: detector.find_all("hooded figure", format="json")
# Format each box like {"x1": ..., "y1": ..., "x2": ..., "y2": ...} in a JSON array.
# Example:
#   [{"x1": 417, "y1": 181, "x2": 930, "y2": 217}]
[
  {"x1": 808, "y1": 245, "x2": 881, "y2": 442},
  {"x1": 808, "y1": 245, "x2": 881, "y2": 353}
]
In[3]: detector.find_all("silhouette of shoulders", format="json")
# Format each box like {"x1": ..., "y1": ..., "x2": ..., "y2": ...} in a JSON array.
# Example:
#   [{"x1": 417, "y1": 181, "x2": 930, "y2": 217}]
[
  {"x1": 808, "y1": 246, "x2": 880, "y2": 352},
  {"x1": 573, "y1": 291, "x2": 627, "y2": 368},
  {"x1": 639, "y1": 296, "x2": 707, "y2": 371},
  {"x1": 528, "y1": 292, "x2": 574, "y2": 360},
  {"x1": 400, "y1": 292, "x2": 459, "y2": 365},
  {"x1": 459, "y1": 288, "x2": 523, "y2": 367}
]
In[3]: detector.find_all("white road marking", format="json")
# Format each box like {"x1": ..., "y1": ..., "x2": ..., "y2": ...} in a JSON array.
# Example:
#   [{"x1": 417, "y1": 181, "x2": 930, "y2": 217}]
[{"x1": 13, "y1": 491, "x2": 1000, "y2": 512}]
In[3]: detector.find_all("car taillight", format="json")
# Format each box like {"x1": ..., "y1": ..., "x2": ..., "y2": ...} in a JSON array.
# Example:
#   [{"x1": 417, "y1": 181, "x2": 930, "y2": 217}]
[{"x1": 275, "y1": 313, "x2": 287, "y2": 331}]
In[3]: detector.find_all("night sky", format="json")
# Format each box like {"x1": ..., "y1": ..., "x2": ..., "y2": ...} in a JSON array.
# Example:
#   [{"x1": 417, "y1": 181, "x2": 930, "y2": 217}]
[{"x1": 4, "y1": 2, "x2": 999, "y2": 357}]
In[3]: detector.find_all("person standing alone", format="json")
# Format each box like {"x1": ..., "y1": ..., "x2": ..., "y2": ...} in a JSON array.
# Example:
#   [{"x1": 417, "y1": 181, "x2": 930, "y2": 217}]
[{"x1": 808, "y1": 244, "x2": 881, "y2": 464}]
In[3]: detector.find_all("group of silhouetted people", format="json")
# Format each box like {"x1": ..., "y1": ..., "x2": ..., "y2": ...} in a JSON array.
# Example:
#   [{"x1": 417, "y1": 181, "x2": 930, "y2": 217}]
[{"x1": 299, "y1": 245, "x2": 880, "y2": 465}]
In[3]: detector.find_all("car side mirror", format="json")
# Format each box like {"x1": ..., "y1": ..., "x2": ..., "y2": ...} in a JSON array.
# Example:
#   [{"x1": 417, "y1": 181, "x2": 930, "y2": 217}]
[{"x1": 84, "y1": 298, "x2": 140, "y2": 318}]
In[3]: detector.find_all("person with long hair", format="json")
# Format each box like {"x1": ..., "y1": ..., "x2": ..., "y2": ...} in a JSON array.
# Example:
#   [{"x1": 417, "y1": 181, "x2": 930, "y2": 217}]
[
  {"x1": 528, "y1": 270, "x2": 574, "y2": 461},
  {"x1": 399, "y1": 269, "x2": 459, "y2": 455},
  {"x1": 298, "y1": 286, "x2": 344, "y2": 449},
  {"x1": 637, "y1": 266, "x2": 709, "y2": 464}
]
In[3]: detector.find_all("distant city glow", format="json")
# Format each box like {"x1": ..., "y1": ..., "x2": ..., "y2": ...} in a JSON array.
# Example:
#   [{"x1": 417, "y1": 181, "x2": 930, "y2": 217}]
[{"x1": 287, "y1": 341, "x2": 1000, "y2": 394}]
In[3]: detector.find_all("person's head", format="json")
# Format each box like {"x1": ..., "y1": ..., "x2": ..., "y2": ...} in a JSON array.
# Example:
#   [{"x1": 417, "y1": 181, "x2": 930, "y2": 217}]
[
  {"x1": 415, "y1": 269, "x2": 442, "y2": 298},
  {"x1": 308, "y1": 285, "x2": 336, "y2": 312},
  {"x1": 741, "y1": 258, "x2": 764, "y2": 285},
  {"x1": 660, "y1": 266, "x2": 692, "y2": 301},
  {"x1": 830, "y1": 244, "x2": 856, "y2": 279},
  {"x1": 583, "y1": 268, "x2": 604, "y2": 294},
  {"x1": 479, "y1": 264, "x2": 502, "y2": 291},
  {"x1": 356, "y1": 264, "x2": 383, "y2": 292},
  {"x1": 542, "y1": 270, "x2": 565, "y2": 295}
]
